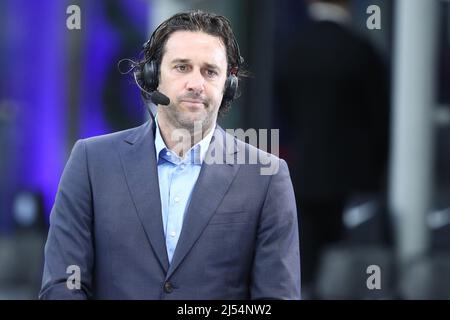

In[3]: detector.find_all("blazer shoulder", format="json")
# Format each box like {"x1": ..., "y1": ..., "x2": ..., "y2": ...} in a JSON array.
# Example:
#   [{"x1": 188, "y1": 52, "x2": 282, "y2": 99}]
[
  {"x1": 232, "y1": 132, "x2": 285, "y2": 162},
  {"x1": 226, "y1": 130, "x2": 289, "y2": 177},
  {"x1": 80, "y1": 121, "x2": 150, "y2": 148}
]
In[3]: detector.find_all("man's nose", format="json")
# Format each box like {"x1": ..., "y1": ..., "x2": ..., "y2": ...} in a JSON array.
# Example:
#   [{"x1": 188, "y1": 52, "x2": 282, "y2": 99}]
[{"x1": 186, "y1": 70, "x2": 205, "y2": 93}]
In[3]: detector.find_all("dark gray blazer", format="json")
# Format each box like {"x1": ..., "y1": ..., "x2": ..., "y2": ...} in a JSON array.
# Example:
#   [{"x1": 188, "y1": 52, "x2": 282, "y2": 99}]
[{"x1": 39, "y1": 120, "x2": 300, "y2": 299}]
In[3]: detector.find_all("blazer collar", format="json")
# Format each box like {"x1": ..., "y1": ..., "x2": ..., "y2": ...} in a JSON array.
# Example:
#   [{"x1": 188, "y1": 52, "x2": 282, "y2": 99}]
[
  {"x1": 119, "y1": 120, "x2": 169, "y2": 272},
  {"x1": 119, "y1": 120, "x2": 240, "y2": 278}
]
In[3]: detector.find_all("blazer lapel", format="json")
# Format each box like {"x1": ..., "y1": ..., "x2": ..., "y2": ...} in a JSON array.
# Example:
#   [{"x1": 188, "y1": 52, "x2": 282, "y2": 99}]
[
  {"x1": 118, "y1": 120, "x2": 169, "y2": 273},
  {"x1": 166, "y1": 126, "x2": 240, "y2": 279}
]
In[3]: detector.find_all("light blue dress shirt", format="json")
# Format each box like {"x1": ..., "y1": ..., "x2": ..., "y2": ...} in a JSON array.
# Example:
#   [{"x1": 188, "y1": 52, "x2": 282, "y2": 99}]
[{"x1": 154, "y1": 116, "x2": 214, "y2": 264}]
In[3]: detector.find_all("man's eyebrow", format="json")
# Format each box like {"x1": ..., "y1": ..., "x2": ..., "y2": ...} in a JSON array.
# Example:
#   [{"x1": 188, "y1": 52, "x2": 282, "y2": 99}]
[
  {"x1": 204, "y1": 63, "x2": 220, "y2": 71},
  {"x1": 170, "y1": 59, "x2": 221, "y2": 71},
  {"x1": 171, "y1": 58, "x2": 191, "y2": 64}
]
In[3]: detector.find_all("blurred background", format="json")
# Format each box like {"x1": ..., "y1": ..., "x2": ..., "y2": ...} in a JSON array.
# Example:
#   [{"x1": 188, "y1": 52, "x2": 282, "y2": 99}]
[{"x1": 1, "y1": 0, "x2": 450, "y2": 299}]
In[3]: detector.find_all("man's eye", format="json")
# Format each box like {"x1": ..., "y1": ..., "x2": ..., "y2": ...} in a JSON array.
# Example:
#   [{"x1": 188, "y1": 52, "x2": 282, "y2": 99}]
[
  {"x1": 206, "y1": 69, "x2": 218, "y2": 77},
  {"x1": 175, "y1": 65, "x2": 188, "y2": 72}
]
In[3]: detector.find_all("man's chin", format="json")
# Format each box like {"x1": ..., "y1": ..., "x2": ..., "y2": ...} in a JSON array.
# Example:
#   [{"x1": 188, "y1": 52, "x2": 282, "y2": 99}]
[{"x1": 176, "y1": 114, "x2": 208, "y2": 130}]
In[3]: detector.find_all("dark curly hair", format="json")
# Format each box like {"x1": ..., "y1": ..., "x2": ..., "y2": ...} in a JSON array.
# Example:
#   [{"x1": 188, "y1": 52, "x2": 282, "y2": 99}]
[{"x1": 139, "y1": 10, "x2": 245, "y2": 116}]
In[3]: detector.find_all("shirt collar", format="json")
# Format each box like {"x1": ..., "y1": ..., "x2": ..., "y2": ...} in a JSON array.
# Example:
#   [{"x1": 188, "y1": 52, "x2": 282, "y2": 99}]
[{"x1": 154, "y1": 114, "x2": 215, "y2": 165}]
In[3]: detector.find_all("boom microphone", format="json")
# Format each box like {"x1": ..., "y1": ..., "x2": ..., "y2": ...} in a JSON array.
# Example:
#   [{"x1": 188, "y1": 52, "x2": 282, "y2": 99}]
[{"x1": 150, "y1": 91, "x2": 170, "y2": 106}]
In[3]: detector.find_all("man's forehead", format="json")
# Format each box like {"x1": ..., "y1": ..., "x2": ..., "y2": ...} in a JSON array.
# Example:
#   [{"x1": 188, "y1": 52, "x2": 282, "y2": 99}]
[{"x1": 163, "y1": 31, "x2": 227, "y2": 65}]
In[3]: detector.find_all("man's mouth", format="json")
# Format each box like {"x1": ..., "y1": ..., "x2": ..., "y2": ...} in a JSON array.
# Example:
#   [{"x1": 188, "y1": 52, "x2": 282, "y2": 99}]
[
  {"x1": 180, "y1": 99, "x2": 206, "y2": 109},
  {"x1": 181, "y1": 99, "x2": 205, "y2": 104}
]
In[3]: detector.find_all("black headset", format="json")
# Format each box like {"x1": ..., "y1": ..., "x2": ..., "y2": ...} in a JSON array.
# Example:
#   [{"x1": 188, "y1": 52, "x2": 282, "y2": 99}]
[{"x1": 134, "y1": 23, "x2": 244, "y2": 104}]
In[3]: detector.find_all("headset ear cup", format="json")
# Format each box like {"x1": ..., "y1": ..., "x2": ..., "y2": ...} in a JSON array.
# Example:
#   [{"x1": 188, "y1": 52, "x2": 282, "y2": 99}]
[
  {"x1": 223, "y1": 74, "x2": 238, "y2": 102},
  {"x1": 142, "y1": 60, "x2": 158, "y2": 91}
]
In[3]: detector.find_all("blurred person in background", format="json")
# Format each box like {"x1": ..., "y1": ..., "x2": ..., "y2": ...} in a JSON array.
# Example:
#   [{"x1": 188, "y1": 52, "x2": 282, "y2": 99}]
[
  {"x1": 276, "y1": 0, "x2": 390, "y2": 298},
  {"x1": 39, "y1": 10, "x2": 300, "y2": 300}
]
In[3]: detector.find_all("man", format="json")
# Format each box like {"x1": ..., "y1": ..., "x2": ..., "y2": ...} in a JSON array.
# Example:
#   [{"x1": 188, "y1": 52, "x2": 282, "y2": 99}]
[{"x1": 40, "y1": 10, "x2": 300, "y2": 299}]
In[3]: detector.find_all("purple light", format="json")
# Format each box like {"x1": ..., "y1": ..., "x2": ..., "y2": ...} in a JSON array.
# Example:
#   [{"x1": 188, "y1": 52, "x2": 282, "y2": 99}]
[
  {"x1": 2, "y1": 0, "x2": 149, "y2": 228},
  {"x1": 4, "y1": 0, "x2": 67, "y2": 219}
]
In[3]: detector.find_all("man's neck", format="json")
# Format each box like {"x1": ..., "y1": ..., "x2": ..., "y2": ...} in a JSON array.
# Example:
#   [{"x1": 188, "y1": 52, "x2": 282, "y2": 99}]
[{"x1": 157, "y1": 117, "x2": 214, "y2": 158}]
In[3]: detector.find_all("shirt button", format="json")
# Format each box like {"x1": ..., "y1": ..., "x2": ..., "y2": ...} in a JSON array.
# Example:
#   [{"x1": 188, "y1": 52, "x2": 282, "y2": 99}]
[
  {"x1": 174, "y1": 196, "x2": 180, "y2": 203},
  {"x1": 164, "y1": 281, "x2": 173, "y2": 293},
  {"x1": 170, "y1": 231, "x2": 176, "y2": 237},
  {"x1": 166, "y1": 151, "x2": 171, "y2": 156}
]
